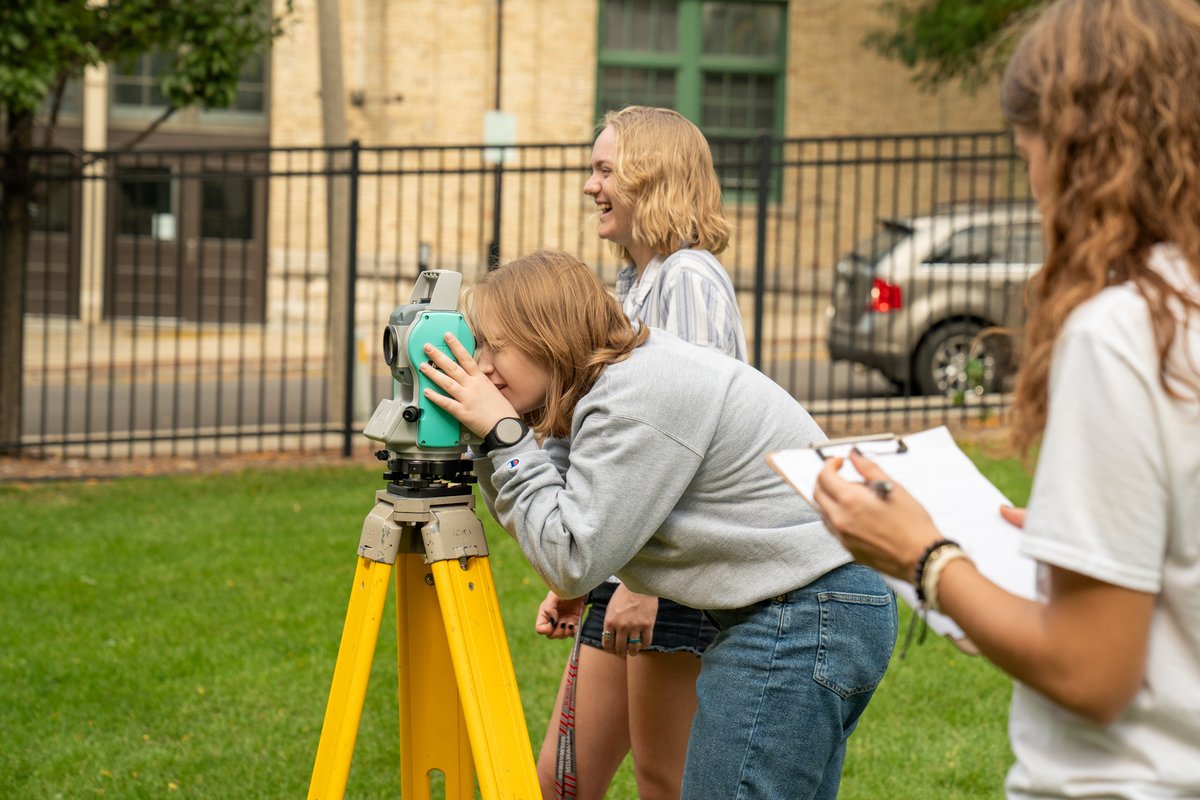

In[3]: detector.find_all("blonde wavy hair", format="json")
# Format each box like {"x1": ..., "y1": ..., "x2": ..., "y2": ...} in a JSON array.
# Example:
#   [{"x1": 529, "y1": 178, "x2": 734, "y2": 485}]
[
  {"x1": 600, "y1": 106, "x2": 730, "y2": 263},
  {"x1": 465, "y1": 250, "x2": 650, "y2": 439},
  {"x1": 1001, "y1": 0, "x2": 1200, "y2": 454}
]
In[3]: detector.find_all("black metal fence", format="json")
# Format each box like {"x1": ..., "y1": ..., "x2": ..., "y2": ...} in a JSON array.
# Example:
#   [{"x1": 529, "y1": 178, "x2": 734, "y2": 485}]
[{"x1": 10, "y1": 131, "x2": 1035, "y2": 459}]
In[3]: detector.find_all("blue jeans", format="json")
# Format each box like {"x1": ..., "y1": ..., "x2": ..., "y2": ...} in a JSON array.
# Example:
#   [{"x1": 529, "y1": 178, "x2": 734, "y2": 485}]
[{"x1": 682, "y1": 564, "x2": 896, "y2": 800}]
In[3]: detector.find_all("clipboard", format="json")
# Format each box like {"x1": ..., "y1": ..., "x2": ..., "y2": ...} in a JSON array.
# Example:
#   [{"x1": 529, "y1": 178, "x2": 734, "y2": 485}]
[{"x1": 768, "y1": 426, "x2": 1037, "y2": 640}]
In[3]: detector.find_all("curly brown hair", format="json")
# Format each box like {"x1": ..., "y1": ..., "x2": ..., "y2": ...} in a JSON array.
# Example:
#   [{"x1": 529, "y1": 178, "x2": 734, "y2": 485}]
[
  {"x1": 464, "y1": 250, "x2": 650, "y2": 439},
  {"x1": 1000, "y1": 0, "x2": 1200, "y2": 454}
]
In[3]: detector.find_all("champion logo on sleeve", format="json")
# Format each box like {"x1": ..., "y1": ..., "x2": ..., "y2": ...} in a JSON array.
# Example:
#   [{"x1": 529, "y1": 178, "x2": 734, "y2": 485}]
[{"x1": 505, "y1": 458, "x2": 520, "y2": 469}]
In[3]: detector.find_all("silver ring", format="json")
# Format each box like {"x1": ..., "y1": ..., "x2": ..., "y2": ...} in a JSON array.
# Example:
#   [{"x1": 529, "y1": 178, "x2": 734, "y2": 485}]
[
  {"x1": 602, "y1": 630, "x2": 614, "y2": 640},
  {"x1": 869, "y1": 480, "x2": 893, "y2": 500}
]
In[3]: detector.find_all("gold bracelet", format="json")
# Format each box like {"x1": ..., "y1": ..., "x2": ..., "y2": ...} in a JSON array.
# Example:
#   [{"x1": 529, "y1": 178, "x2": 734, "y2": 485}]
[{"x1": 921, "y1": 544, "x2": 973, "y2": 614}]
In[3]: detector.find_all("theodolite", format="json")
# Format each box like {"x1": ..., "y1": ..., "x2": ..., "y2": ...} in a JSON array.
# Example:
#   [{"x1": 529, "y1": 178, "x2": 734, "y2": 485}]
[
  {"x1": 363, "y1": 269, "x2": 477, "y2": 494},
  {"x1": 307, "y1": 270, "x2": 540, "y2": 800}
]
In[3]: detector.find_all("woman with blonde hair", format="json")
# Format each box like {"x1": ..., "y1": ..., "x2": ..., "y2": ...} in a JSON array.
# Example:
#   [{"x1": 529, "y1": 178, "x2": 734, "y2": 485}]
[
  {"x1": 529, "y1": 105, "x2": 748, "y2": 799},
  {"x1": 419, "y1": 249, "x2": 895, "y2": 800},
  {"x1": 814, "y1": 0, "x2": 1200, "y2": 796},
  {"x1": 588, "y1": 104, "x2": 743, "y2": 356}
]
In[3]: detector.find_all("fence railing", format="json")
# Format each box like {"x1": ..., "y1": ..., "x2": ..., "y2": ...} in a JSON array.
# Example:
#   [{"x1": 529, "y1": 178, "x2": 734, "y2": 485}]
[{"x1": 9, "y1": 131, "x2": 1033, "y2": 459}]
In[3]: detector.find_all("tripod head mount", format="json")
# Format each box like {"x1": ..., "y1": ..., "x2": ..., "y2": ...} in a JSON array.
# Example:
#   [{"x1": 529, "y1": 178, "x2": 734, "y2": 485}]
[{"x1": 363, "y1": 270, "x2": 478, "y2": 494}]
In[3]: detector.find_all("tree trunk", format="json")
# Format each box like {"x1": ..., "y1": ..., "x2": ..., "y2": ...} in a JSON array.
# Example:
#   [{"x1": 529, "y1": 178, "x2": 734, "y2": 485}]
[{"x1": 0, "y1": 111, "x2": 33, "y2": 455}]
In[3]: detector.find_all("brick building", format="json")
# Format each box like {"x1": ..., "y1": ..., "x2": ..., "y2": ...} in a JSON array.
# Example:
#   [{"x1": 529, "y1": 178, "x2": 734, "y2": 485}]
[{"x1": 37, "y1": 0, "x2": 1009, "y2": 328}]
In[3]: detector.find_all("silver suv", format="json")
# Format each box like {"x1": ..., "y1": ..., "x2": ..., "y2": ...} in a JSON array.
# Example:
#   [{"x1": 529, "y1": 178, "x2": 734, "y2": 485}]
[{"x1": 826, "y1": 203, "x2": 1044, "y2": 397}]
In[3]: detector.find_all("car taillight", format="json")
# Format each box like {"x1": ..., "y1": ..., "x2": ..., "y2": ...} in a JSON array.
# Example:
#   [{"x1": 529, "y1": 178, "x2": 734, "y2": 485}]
[{"x1": 869, "y1": 277, "x2": 902, "y2": 312}]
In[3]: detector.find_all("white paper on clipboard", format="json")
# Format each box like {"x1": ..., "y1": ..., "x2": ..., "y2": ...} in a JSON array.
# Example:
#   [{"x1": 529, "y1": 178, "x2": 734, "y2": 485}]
[{"x1": 768, "y1": 425, "x2": 1037, "y2": 639}]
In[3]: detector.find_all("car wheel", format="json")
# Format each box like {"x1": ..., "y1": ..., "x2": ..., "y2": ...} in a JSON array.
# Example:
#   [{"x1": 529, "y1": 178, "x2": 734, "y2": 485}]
[{"x1": 914, "y1": 321, "x2": 1006, "y2": 397}]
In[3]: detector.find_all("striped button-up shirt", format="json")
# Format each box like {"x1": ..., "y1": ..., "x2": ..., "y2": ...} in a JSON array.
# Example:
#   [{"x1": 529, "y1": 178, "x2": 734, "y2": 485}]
[{"x1": 615, "y1": 248, "x2": 748, "y2": 362}]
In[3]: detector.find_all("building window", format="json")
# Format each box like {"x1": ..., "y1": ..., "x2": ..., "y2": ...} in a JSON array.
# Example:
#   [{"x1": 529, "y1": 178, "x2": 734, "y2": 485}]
[
  {"x1": 111, "y1": 52, "x2": 174, "y2": 111},
  {"x1": 201, "y1": 177, "x2": 255, "y2": 240},
  {"x1": 111, "y1": 51, "x2": 267, "y2": 125},
  {"x1": 30, "y1": 168, "x2": 78, "y2": 235},
  {"x1": 117, "y1": 167, "x2": 176, "y2": 240},
  {"x1": 597, "y1": 0, "x2": 787, "y2": 189}
]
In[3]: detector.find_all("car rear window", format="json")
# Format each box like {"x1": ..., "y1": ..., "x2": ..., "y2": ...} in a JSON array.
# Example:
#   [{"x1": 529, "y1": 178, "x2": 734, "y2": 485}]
[{"x1": 848, "y1": 219, "x2": 913, "y2": 264}]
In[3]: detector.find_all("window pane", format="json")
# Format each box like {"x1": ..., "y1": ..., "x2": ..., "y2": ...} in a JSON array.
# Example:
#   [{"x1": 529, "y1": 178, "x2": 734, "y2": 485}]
[
  {"x1": 599, "y1": 66, "x2": 676, "y2": 114},
  {"x1": 114, "y1": 49, "x2": 267, "y2": 117},
  {"x1": 701, "y1": 72, "x2": 776, "y2": 132},
  {"x1": 41, "y1": 78, "x2": 83, "y2": 116},
  {"x1": 709, "y1": 139, "x2": 760, "y2": 191},
  {"x1": 231, "y1": 57, "x2": 266, "y2": 113},
  {"x1": 30, "y1": 173, "x2": 76, "y2": 234},
  {"x1": 117, "y1": 168, "x2": 173, "y2": 237},
  {"x1": 702, "y1": 2, "x2": 783, "y2": 57},
  {"x1": 234, "y1": 89, "x2": 264, "y2": 113},
  {"x1": 932, "y1": 226, "x2": 1001, "y2": 264},
  {"x1": 113, "y1": 83, "x2": 146, "y2": 107},
  {"x1": 201, "y1": 177, "x2": 254, "y2": 240},
  {"x1": 602, "y1": 0, "x2": 678, "y2": 52},
  {"x1": 113, "y1": 53, "x2": 167, "y2": 110}
]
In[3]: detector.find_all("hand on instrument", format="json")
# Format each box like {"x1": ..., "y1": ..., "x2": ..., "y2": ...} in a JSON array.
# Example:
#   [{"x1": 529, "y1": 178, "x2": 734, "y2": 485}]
[{"x1": 419, "y1": 333, "x2": 518, "y2": 438}]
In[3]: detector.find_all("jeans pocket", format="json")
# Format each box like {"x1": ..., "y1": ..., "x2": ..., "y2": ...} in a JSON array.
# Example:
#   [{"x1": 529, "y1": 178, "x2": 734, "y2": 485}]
[{"x1": 813, "y1": 590, "x2": 896, "y2": 698}]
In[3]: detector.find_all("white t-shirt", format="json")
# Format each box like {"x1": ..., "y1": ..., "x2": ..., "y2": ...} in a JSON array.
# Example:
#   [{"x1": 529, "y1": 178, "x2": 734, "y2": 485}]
[{"x1": 1006, "y1": 245, "x2": 1200, "y2": 799}]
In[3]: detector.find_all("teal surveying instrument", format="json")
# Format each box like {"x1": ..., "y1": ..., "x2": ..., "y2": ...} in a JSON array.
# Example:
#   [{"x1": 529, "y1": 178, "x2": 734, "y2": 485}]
[{"x1": 307, "y1": 270, "x2": 540, "y2": 799}]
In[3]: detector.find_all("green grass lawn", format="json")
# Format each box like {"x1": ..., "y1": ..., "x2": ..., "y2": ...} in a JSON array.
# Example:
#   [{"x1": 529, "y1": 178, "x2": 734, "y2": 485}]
[{"x1": 0, "y1": 442, "x2": 1030, "y2": 799}]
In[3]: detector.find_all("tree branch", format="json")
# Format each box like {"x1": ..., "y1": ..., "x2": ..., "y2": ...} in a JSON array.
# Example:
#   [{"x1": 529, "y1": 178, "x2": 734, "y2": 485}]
[{"x1": 111, "y1": 104, "x2": 179, "y2": 151}]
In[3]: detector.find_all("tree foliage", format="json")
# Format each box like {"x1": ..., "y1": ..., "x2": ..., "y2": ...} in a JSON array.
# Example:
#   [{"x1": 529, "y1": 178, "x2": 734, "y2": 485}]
[
  {"x1": 865, "y1": 0, "x2": 1046, "y2": 92},
  {"x1": 0, "y1": 0, "x2": 291, "y2": 453},
  {"x1": 1, "y1": 0, "x2": 288, "y2": 143}
]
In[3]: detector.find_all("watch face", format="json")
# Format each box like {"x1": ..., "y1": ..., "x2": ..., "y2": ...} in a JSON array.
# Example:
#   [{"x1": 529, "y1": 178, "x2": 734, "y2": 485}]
[{"x1": 495, "y1": 417, "x2": 526, "y2": 445}]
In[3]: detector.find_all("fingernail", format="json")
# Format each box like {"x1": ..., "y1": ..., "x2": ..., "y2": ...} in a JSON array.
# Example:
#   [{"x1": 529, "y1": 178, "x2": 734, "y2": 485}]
[{"x1": 851, "y1": 446, "x2": 862, "y2": 455}]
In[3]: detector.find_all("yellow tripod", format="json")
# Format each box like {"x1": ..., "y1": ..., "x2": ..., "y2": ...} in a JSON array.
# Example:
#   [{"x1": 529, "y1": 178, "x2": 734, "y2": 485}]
[{"x1": 307, "y1": 481, "x2": 541, "y2": 799}]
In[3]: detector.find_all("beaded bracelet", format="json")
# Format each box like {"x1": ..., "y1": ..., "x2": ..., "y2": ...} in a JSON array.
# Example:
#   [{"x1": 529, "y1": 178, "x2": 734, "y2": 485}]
[
  {"x1": 912, "y1": 538, "x2": 960, "y2": 605},
  {"x1": 922, "y1": 545, "x2": 972, "y2": 613}
]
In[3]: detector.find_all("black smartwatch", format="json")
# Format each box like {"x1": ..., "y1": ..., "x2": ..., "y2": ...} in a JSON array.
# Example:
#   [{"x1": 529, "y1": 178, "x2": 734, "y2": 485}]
[{"x1": 480, "y1": 417, "x2": 529, "y2": 455}]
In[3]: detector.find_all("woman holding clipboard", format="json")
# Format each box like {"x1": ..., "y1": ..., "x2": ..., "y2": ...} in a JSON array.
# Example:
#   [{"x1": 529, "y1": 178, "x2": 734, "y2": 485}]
[{"x1": 814, "y1": 1, "x2": 1200, "y2": 796}]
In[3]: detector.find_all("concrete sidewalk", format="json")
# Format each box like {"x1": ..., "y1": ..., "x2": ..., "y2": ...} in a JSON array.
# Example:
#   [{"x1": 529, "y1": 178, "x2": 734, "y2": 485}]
[
  {"x1": 22, "y1": 317, "x2": 339, "y2": 376},
  {"x1": 21, "y1": 298, "x2": 826, "y2": 377}
]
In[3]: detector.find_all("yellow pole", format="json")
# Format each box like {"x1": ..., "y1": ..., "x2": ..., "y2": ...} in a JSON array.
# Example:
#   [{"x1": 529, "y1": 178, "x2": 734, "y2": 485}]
[
  {"x1": 432, "y1": 555, "x2": 541, "y2": 799},
  {"x1": 396, "y1": 553, "x2": 476, "y2": 799},
  {"x1": 307, "y1": 556, "x2": 394, "y2": 800}
]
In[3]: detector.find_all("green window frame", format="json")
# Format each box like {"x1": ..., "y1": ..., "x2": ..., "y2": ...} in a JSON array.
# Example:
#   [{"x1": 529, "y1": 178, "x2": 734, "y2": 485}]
[{"x1": 596, "y1": 0, "x2": 787, "y2": 196}]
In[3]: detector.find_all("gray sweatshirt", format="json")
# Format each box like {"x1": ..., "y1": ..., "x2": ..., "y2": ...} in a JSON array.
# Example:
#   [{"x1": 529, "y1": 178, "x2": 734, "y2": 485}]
[{"x1": 474, "y1": 330, "x2": 852, "y2": 610}]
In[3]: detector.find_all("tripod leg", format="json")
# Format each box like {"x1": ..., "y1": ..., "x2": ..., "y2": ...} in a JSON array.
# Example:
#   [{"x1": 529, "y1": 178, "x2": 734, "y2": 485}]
[
  {"x1": 396, "y1": 551, "x2": 476, "y2": 800},
  {"x1": 431, "y1": 551, "x2": 541, "y2": 799},
  {"x1": 307, "y1": 555, "x2": 393, "y2": 800}
]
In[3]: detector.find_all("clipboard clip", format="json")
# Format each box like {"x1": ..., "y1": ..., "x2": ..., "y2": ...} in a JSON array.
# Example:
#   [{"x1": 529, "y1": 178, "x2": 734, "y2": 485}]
[{"x1": 813, "y1": 432, "x2": 908, "y2": 461}]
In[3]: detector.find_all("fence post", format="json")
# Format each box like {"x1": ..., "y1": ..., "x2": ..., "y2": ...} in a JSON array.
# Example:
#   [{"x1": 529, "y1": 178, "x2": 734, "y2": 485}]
[
  {"x1": 488, "y1": 162, "x2": 503, "y2": 270},
  {"x1": 752, "y1": 134, "x2": 772, "y2": 369},
  {"x1": 342, "y1": 140, "x2": 361, "y2": 456}
]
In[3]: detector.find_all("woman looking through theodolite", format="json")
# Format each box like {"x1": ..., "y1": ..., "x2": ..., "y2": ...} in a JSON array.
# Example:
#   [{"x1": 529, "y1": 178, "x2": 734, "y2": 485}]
[
  {"x1": 417, "y1": 249, "x2": 895, "y2": 800},
  {"x1": 531, "y1": 105, "x2": 748, "y2": 800}
]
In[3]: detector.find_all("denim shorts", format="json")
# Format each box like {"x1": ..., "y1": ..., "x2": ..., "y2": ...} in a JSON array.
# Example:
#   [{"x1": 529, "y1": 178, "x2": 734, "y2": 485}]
[
  {"x1": 681, "y1": 563, "x2": 897, "y2": 800},
  {"x1": 579, "y1": 581, "x2": 718, "y2": 655}
]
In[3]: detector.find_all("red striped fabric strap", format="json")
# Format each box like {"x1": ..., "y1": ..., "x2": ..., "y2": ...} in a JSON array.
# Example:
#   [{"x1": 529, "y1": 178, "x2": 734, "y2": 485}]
[{"x1": 554, "y1": 624, "x2": 583, "y2": 800}]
